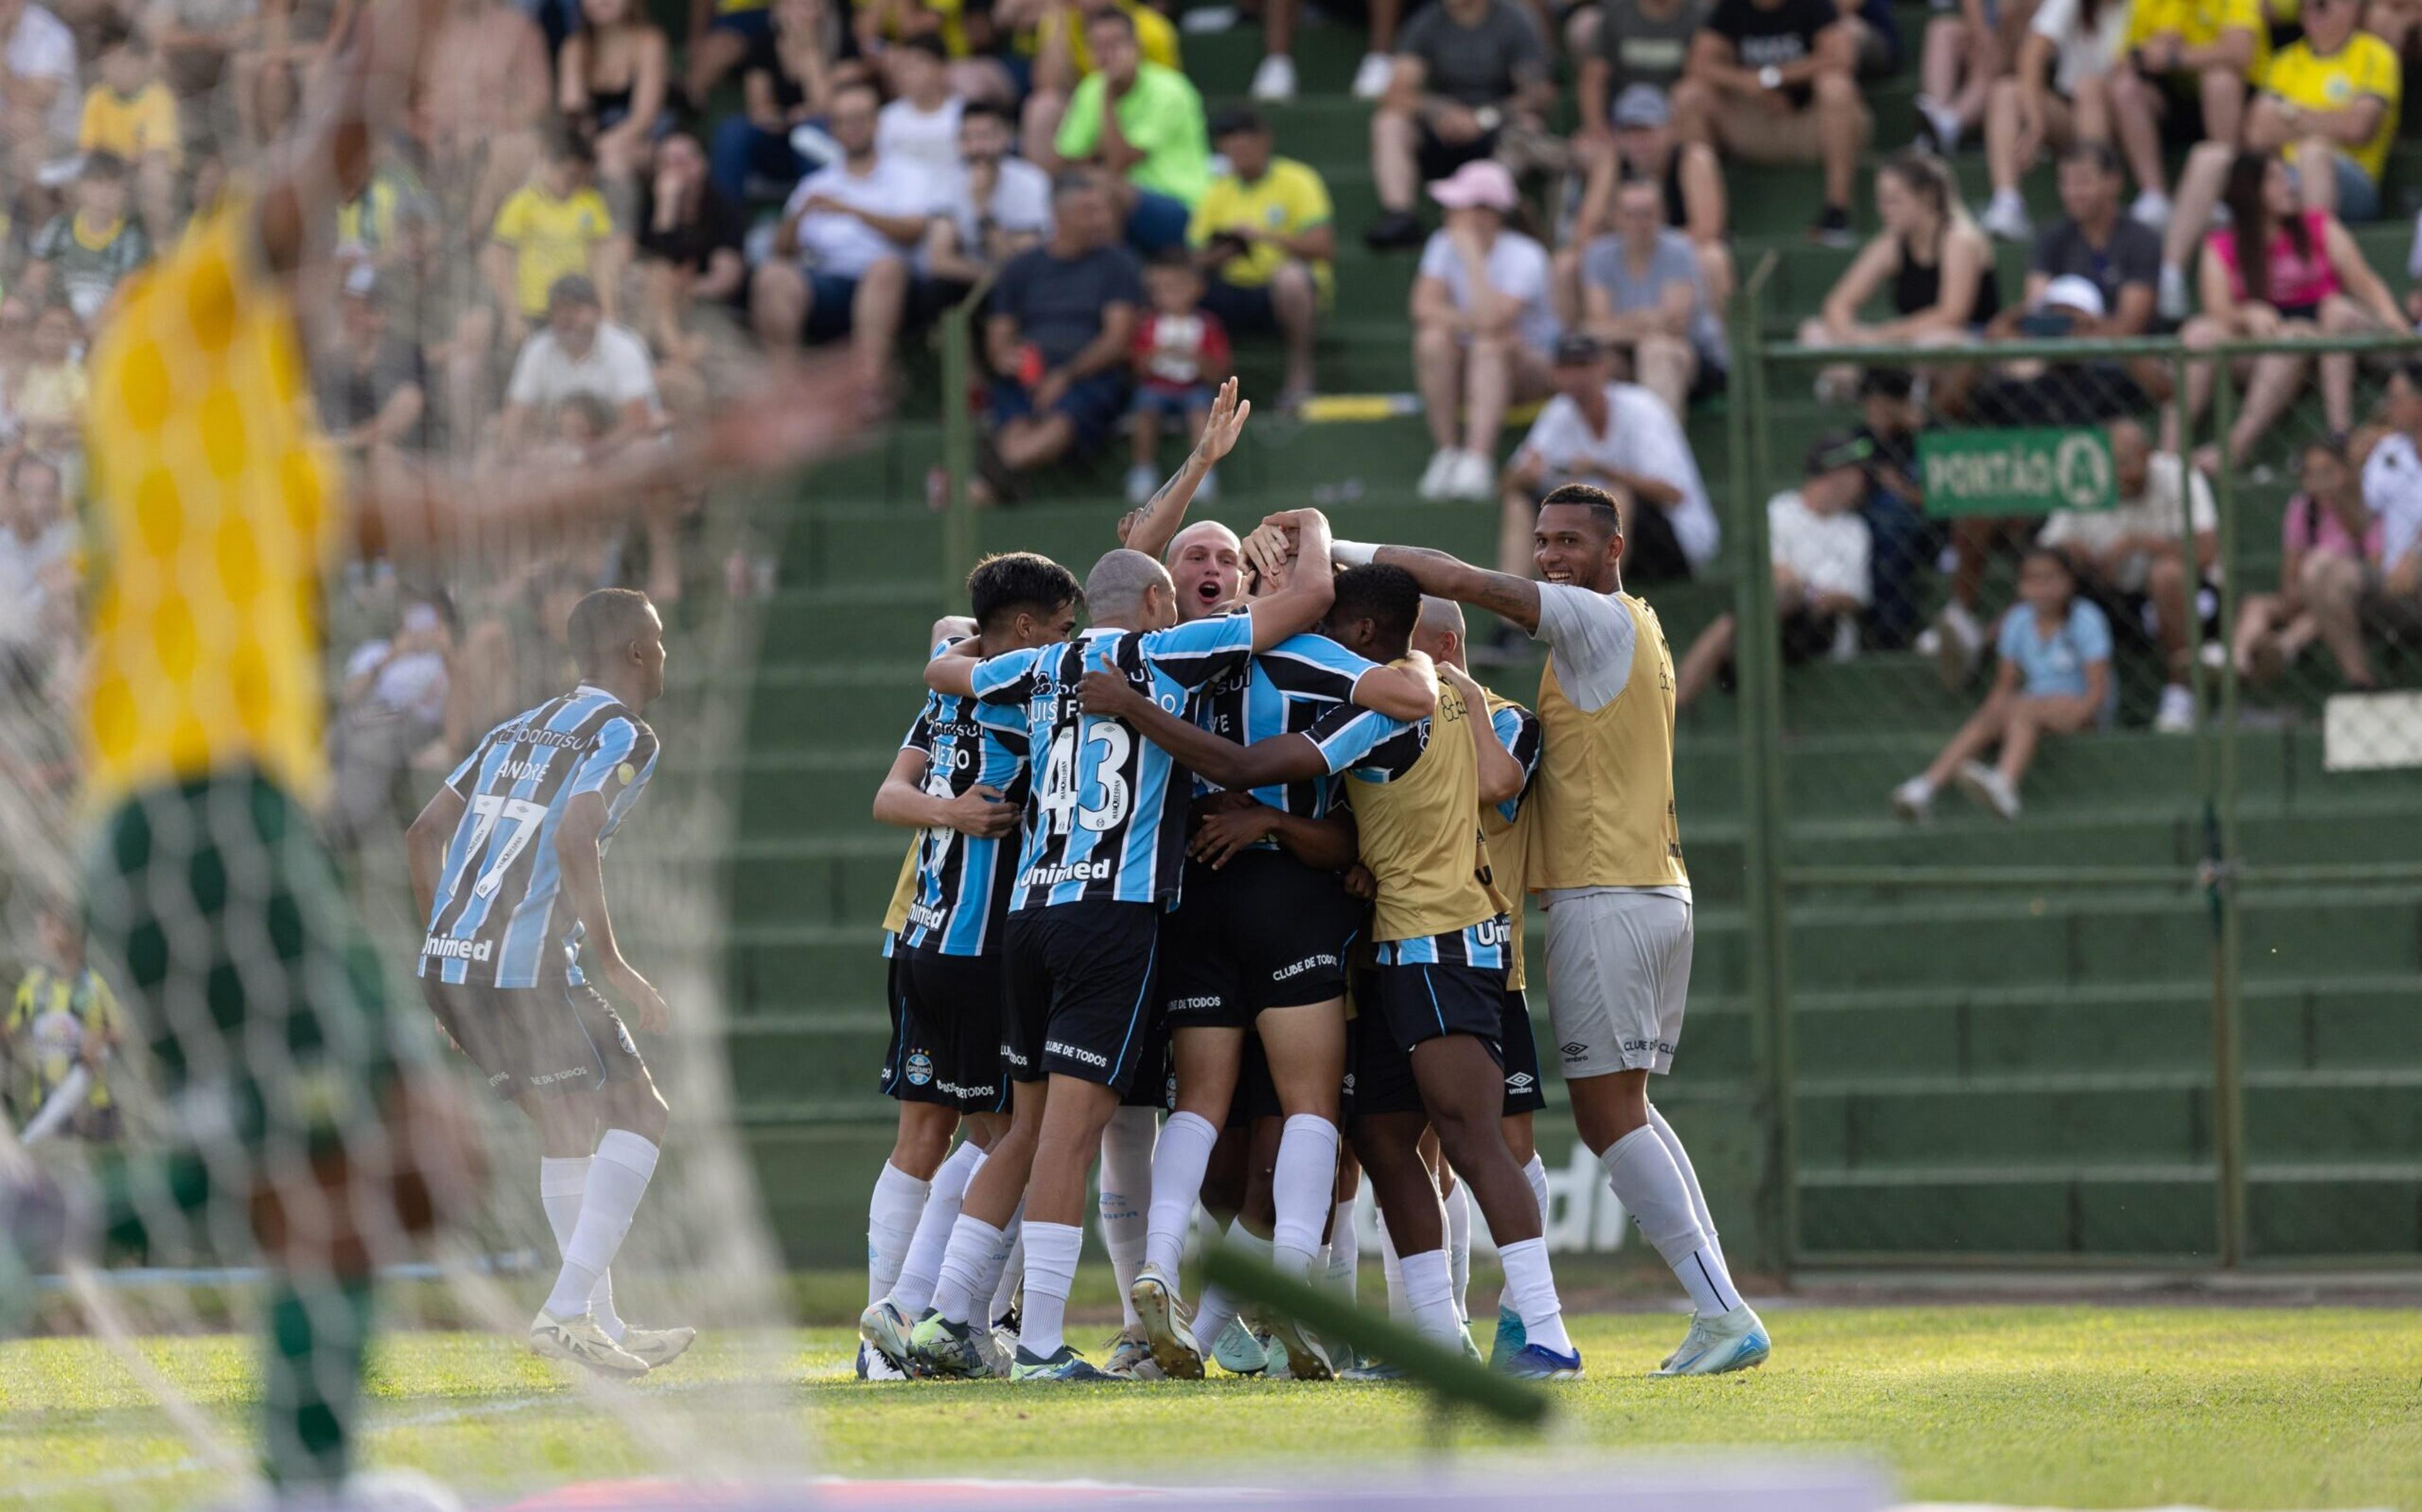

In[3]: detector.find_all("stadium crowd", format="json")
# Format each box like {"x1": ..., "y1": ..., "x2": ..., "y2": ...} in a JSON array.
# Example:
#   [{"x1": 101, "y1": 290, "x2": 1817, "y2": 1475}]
[{"x1": 8, "y1": 0, "x2": 2422, "y2": 1218}]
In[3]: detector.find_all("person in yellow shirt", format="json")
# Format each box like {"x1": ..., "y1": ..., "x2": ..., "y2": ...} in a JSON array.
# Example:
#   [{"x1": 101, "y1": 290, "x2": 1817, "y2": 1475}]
[
  {"x1": 1324, "y1": 485, "x2": 1770, "y2": 1378},
  {"x1": 2107, "y1": 0, "x2": 2264, "y2": 223},
  {"x1": 5, "y1": 898, "x2": 126, "y2": 1145},
  {"x1": 484, "y1": 131, "x2": 621, "y2": 342},
  {"x1": 1190, "y1": 106, "x2": 1335, "y2": 411},
  {"x1": 2145, "y1": 0, "x2": 2397, "y2": 315},
  {"x1": 1017, "y1": 0, "x2": 1179, "y2": 165},
  {"x1": 66, "y1": 0, "x2": 867, "y2": 1489},
  {"x1": 79, "y1": 25, "x2": 180, "y2": 236}
]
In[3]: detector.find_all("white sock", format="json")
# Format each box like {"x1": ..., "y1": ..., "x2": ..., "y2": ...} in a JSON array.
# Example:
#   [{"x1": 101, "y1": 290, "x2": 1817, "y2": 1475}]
[
  {"x1": 1377, "y1": 1213, "x2": 1408, "y2": 1322},
  {"x1": 545, "y1": 1130, "x2": 658, "y2": 1322},
  {"x1": 1099, "y1": 1107, "x2": 1158, "y2": 1329},
  {"x1": 929, "y1": 1213, "x2": 1005, "y2": 1325},
  {"x1": 867, "y1": 1161, "x2": 930, "y2": 1306},
  {"x1": 1521, "y1": 1153, "x2": 1550, "y2": 1227},
  {"x1": 1602, "y1": 1125, "x2": 1741, "y2": 1317},
  {"x1": 1016, "y1": 1220, "x2": 1084, "y2": 1359},
  {"x1": 1326, "y1": 1197, "x2": 1359, "y2": 1301},
  {"x1": 1646, "y1": 1105, "x2": 1735, "y2": 1308},
  {"x1": 1443, "y1": 1179, "x2": 1472, "y2": 1322},
  {"x1": 1268, "y1": 1114, "x2": 1340, "y2": 1284},
  {"x1": 540, "y1": 1156, "x2": 624, "y2": 1340},
  {"x1": 1191, "y1": 1224, "x2": 1270, "y2": 1349},
  {"x1": 990, "y1": 1220, "x2": 1025, "y2": 1324},
  {"x1": 1142, "y1": 1111, "x2": 1218, "y2": 1282},
  {"x1": 1400, "y1": 1248, "x2": 1460, "y2": 1347},
  {"x1": 892, "y1": 1143, "x2": 985, "y2": 1316},
  {"x1": 1495, "y1": 1236, "x2": 1573, "y2": 1354}
]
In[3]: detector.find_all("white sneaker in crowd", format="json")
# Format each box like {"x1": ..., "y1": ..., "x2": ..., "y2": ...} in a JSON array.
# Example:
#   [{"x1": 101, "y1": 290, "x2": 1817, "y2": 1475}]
[
  {"x1": 2155, "y1": 682, "x2": 2196, "y2": 734},
  {"x1": 1445, "y1": 449, "x2": 1495, "y2": 500},
  {"x1": 1980, "y1": 189, "x2": 2033, "y2": 243},
  {"x1": 1933, "y1": 602, "x2": 1986, "y2": 690},
  {"x1": 2157, "y1": 263, "x2": 2191, "y2": 322},
  {"x1": 1251, "y1": 53, "x2": 1297, "y2": 100},
  {"x1": 1890, "y1": 777, "x2": 1936, "y2": 822},
  {"x1": 1416, "y1": 447, "x2": 1460, "y2": 499},
  {"x1": 1955, "y1": 760, "x2": 2023, "y2": 821},
  {"x1": 1352, "y1": 51, "x2": 1395, "y2": 98},
  {"x1": 2131, "y1": 189, "x2": 2172, "y2": 231}
]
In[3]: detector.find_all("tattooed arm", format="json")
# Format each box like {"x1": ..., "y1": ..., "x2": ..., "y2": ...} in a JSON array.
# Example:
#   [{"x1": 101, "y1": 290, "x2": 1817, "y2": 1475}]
[
  {"x1": 1330, "y1": 539, "x2": 1545, "y2": 636},
  {"x1": 1117, "y1": 376, "x2": 1251, "y2": 560}
]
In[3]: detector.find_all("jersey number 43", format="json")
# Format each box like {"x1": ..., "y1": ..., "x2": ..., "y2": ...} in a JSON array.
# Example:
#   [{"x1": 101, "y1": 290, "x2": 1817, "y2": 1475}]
[{"x1": 1037, "y1": 721, "x2": 1132, "y2": 837}]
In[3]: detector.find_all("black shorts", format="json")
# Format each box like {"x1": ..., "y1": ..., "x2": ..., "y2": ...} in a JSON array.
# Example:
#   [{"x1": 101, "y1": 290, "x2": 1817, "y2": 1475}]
[
  {"x1": 1350, "y1": 962, "x2": 1508, "y2": 1119},
  {"x1": 1161, "y1": 850, "x2": 1362, "y2": 1030},
  {"x1": 422, "y1": 975, "x2": 648, "y2": 1102},
  {"x1": 1500, "y1": 987, "x2": 1547, "y2": 1115},
  {"x1": 1123, "y1": 1008, "x2": 1175, "y2": 1109},
  {"x1": 882, "y1": 947, "x2": 1011, "y2": 1114},
  {"x1": 1201, "y1": 277, "x2": 1278, "y2": 335},
  {"x1": 1003, "y1": 900, "x2": 1162, "y2": 1090},
  {"x1": 1416, "y1": 122, "x2": 1501, "y2": 185}
]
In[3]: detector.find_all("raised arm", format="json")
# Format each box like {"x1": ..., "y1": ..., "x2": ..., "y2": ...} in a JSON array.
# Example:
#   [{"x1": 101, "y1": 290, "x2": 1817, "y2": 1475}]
[
  {"x1": 1350, "y1": 651, "x2": 1439, "y2": 720},
  {"x1": 1331, "y1": 537, "x2": 1543, "y2": 635},
  {"x1": 1076, "y1": 668, "x2": 1328, "y2": 789},
  {"x1": 1118, "y1": 376, "x2": 1249, "y2": 557},
  {"x1": 922, "y1": 636, "x2": 985, "y2": 696},
  {"x1": 1246, "y1": 509, "x2": 1337, "y2": 649}
]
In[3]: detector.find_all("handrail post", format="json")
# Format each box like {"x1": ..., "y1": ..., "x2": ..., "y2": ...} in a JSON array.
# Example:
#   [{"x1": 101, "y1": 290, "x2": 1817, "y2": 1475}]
[
  {"x1": 2206, "y1": 354, "x2": 2249, "y2": 1269},
  {"x1": 1729, "y1": 254, "x2": 1796, "y2": 1276}
]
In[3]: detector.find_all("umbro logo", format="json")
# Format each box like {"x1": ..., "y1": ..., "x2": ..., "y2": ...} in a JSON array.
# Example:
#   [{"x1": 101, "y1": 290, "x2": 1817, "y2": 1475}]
[
  {"x1": 1559, "y1": 1042, "x2": 1587, "y2": 1058},
  {"x1": 1506, "y1": 1072, "x2": 1536, "y2": 1090}
]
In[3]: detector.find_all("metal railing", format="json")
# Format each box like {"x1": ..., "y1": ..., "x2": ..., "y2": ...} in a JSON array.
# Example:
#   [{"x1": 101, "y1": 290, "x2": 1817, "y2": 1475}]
[{"x1": 1730, "y1": 254, "x2": 2422, "y2": 1269}]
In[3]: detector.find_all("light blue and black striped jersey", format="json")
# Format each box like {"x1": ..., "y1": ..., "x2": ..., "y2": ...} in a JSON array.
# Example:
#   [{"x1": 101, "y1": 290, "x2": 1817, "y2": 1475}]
[
  {"x1": 972, "y1": 616, "x2": 1256, "y2": 910},
  {"x1": 1186, "y1": 631, "x2": 1384, "y2": 817},
  {"x1": 420, "y1": 685, "x2": 660, "y2": 989},
  {"x1": 1375, "y1": 914, "x2": 1514, "y2": 970},
  {"x1": 1487, "y1": 699, "x2": 1543, "y2": 827},
  {"x1": 899, "y1": 641, "x2": 1034, "y2": 957}
]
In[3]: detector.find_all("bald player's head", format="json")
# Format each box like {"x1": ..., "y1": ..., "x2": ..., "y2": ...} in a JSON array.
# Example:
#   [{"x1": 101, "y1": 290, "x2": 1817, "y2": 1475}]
[
  {"x1": 1164, "y1": 520, "x2": 1244, "y2": 620},
  {"x1": 1412, "y1": 595, "x2": 1466, "y2": 668},
  {"x1": 1085, "y1": 548, "x2": 1178, "y2": 630}
]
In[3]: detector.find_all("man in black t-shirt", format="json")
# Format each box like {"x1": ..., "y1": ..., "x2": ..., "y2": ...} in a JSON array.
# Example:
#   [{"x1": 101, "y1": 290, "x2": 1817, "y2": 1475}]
[
  {"x1": 1364, "y1": 0, "x2": 1555, "y2": 250},
  {"x1": 1671, "y1": 0, "x2": 1870, "y2": 247},
  {"x1": 1974, "y1": 142, "x2": 2163, "y2": 427},
  {"x1": 981, "y1": 172, "x2": 1145, "y2": 493}
]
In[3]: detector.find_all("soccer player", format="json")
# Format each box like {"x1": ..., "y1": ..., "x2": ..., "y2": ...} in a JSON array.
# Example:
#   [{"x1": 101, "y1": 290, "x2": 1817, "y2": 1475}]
[
  {"x1": 858, "y1": 553, "x2": 1084, "y2": 1380},
  {"x1": 907, "y1": 525, "x2": 1339, "y2": 1381},
  {"x1": 69, "y1": 0, "x2": 860, "y2": 1482},
  {"x1": 406, "y1": 590, "x2": 694, "y2": 1378},
  {"x1": 1325, "y1": 484, "x2": 1770, "y2": 1375},
  {"x1": 1081, "y1": 562, "x2": 1581, "y2": 1379},
  {"x1": 1409, "y1": 595, "x2": 1552, "y2": 1364},
  {"x1": 1128, "y1": 530, "x2": 1435, "y2": 1383}
]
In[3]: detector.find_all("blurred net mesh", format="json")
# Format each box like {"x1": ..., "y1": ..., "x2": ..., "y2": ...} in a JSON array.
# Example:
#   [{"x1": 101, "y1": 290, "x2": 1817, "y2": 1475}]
[
  {"x1": 0, "y1": 0, "x2": 813, "y2": 1501},
  {"x1": 1733, "y1": 332, "x2": 2422, "y2": 1261}
]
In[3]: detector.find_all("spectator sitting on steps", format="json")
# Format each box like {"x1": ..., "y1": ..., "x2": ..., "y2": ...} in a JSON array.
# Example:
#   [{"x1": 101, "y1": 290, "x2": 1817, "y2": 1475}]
[{"x1": 1893, "y1": 546, "x2": 2115, "y2": 822}]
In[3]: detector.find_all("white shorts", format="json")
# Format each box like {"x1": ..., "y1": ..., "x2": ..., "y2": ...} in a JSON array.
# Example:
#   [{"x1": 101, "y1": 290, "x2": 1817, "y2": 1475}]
[{"x1": 1541, "y1": 888, "x2": 1693, "y2": 1078}]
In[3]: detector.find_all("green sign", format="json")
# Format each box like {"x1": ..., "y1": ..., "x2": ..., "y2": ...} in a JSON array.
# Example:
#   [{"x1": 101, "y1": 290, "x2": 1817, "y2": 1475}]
[{"x1": 1917, "y1": 427, "x2": 2115, "y2": 518}]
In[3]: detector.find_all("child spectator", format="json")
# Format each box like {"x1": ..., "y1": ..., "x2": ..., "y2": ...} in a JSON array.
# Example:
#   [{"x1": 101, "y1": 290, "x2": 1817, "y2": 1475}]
[
  {"x1": 79, "y1": 24, "x2": 180, "y2": 235},
  {"x1": 2235, "y1": 436, "x2": 2382, "y2": 685},
  {"x1": 1893, "y1": 547, "x2": 2114, "y2": 822},
  {"x1": 1675, "y1": 432, "x2": 1875, "y2": 711},
  {"x1": 1125, "y1": 252, "x2": 1229, "y2": 504},
  {"x1": 484, "y1": 132, "x2": 621, "y2": 351},
  {"x1": 26, "y1": 152, "x2": 150, "y2": 327},
  {"x1": 5, "y1": 897, "x2": 127, "y2": 1147},
  {"x1": 13, "y1": 303, "x2": 85, "y2": 455}
]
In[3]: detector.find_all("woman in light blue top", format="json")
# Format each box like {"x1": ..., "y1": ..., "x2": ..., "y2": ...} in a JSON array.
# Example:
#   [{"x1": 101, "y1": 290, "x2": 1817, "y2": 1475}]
[{"x1": 1892, "y1": 547, "x2": 2114, "y2": 820}]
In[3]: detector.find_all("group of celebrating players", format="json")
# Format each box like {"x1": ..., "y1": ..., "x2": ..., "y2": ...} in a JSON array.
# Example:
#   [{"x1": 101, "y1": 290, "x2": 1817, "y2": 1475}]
[{"x1": 840, "y1": 380, "x2": 1772, "y2": 1384}]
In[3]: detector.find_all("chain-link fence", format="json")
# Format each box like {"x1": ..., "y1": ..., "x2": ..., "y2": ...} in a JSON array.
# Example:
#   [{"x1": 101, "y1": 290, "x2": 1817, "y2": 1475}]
[{"x1": 1726, "y1": 256, "x2": 2422, "y2": 1267}]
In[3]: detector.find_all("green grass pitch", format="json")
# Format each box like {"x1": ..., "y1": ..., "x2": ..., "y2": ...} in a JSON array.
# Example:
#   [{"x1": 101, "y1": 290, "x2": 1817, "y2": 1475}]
[{"x1": 3, "y1": 1306, "x2": 2417, "y2": 1510}]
